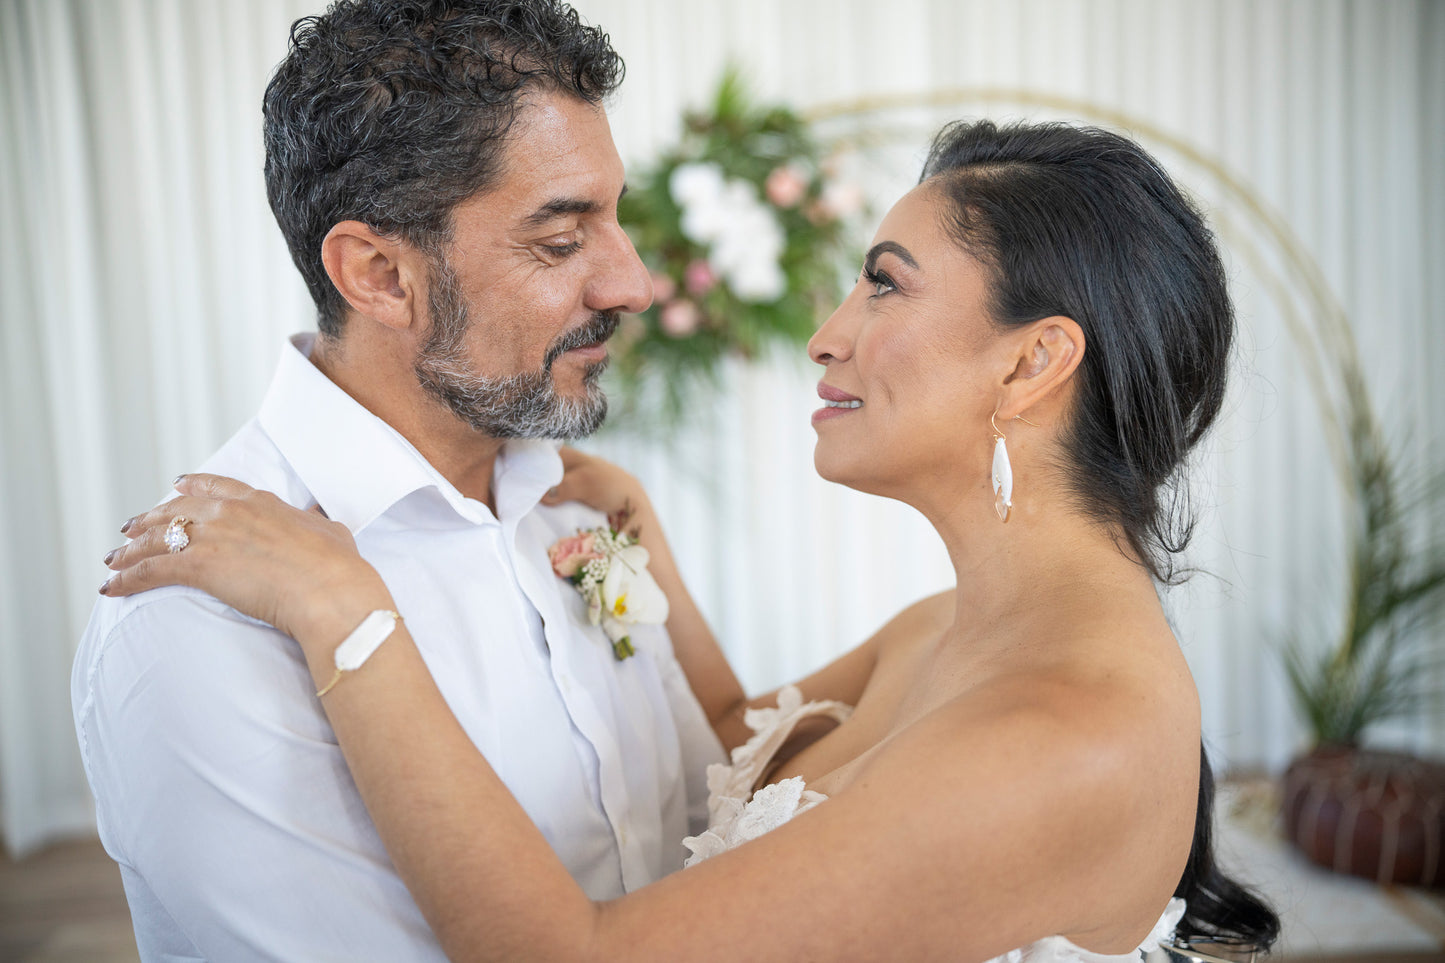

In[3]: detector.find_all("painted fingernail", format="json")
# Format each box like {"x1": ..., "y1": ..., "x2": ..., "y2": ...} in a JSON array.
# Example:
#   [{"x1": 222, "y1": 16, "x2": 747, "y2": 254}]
[
  {"x1": 120, "y1": 516, "x2": 137, "y2": 534},
  {"x1": 173, "y1": 474, "x2": 187, "y2": 486},
  {"x1": 98, "y1": 577, "x2": 113, "y2": 596},
  {"x1": 103, "y1": 549, "x2": 117, "y2": 566}
]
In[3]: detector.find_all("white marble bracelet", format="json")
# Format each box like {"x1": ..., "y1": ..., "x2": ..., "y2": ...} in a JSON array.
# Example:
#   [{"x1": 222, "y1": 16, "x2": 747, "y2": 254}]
[{"x1": 315, "y1": 609, "x2": 403, "y2": 697}]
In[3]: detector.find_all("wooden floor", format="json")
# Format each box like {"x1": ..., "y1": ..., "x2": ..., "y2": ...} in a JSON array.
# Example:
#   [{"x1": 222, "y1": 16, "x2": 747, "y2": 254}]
[{"x1": 0, "y1": 838, "x2": 138, "y2": 963}]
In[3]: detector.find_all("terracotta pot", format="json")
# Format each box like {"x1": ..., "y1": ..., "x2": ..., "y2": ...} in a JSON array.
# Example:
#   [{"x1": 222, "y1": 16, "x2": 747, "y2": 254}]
[{"x1": 1282, "y1": 746, "x2": 1445, "y2": 887}]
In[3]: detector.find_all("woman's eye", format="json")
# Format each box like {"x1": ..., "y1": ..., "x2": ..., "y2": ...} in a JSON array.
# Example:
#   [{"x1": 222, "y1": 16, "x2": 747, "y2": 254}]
[{"x1": 861, "y1": 268, "x2": 895, "y2": 297}]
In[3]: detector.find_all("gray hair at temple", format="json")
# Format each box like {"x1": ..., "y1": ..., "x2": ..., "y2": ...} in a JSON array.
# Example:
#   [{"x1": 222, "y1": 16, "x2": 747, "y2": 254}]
[{"x1": 262, "y1": 0, "x2": 624, "y2": 336}]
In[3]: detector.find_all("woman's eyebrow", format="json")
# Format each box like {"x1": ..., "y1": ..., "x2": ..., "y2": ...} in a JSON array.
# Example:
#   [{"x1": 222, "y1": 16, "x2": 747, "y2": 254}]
[{"x1": 864, "y1": 240, "x2": 920, "y2": 272}]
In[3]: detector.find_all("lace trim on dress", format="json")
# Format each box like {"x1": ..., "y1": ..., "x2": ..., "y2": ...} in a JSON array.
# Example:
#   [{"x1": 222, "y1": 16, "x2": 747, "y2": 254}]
[{"x1": 682, "y1": 685, "x2": 850, "y2": 866}]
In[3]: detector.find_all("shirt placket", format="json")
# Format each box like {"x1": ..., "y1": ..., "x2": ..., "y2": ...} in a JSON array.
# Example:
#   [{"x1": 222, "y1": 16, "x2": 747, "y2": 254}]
[{"x1": 504, "y1": 517, "x2": 651, "y2": 891}]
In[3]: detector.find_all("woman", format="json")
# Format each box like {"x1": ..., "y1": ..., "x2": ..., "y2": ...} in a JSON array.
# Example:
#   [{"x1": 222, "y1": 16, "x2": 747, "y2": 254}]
[{"x1": 103, "y1": 119, "x2": 1278, "y2": 961}]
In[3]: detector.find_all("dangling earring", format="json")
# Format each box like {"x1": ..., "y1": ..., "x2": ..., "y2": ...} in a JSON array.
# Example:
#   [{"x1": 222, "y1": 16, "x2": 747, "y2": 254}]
[
  {"x1": 990, "y1": 410, "x2": 1039, "y2": 523},
  {"x1": 990, "y1": 410, "x2": 1013, "y2": 523}
]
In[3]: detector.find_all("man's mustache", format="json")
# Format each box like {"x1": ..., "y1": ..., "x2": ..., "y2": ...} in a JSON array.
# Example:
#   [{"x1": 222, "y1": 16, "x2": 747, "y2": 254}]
[{"x1": 544, "y1": 312, "x2": 620, "y2": 370}]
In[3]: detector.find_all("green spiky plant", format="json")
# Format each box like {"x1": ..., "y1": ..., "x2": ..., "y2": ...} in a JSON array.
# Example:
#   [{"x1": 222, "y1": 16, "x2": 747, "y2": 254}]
[{"x1": 1281, "y1": 358, "x2": 1445, "y2": 747}]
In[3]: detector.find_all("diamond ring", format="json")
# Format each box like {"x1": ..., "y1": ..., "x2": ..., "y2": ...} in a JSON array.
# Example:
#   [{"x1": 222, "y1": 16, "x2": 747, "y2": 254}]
[{"x1": 164, "y1": 516, "x2": 193, "y2": 554}]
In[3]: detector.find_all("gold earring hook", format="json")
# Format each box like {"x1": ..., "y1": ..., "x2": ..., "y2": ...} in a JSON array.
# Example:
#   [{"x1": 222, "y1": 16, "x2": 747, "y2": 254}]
[{"x1": 992, "y1": 409, "x2": 1041, "y2": 440}]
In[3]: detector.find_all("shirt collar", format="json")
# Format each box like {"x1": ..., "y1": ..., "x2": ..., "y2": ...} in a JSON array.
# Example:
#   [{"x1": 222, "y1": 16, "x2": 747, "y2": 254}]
[{"x1": 257, "y1": 334, "x2": 563, "y2": 533}]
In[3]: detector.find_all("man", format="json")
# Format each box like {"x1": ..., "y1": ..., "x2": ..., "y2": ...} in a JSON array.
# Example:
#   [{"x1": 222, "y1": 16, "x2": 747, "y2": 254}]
[{"x1": 72, "y1": 2, "x2": 725, "y2": 958}]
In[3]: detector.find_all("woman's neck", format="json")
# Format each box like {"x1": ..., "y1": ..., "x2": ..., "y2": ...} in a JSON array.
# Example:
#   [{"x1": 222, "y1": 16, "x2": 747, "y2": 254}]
[{"x1": 920, "y1": 484, "x2": 1157, "y2": 658}]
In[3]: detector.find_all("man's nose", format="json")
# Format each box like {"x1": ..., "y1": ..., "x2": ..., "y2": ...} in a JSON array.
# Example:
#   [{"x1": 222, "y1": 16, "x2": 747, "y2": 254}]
[{"x1": 588, "y1": 225, "x2": 653, "y2": 316}]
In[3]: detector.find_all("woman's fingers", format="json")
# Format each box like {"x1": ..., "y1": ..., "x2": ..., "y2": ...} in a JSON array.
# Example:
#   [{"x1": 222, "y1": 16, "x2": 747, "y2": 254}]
[
  {"x1": 107, "y1": 496, "x2": 216, "y2": 568},
  {"x1": 100, "y1": 544, "x2": 197, "y2": 598},
  {"x1": 543, "y1": 447, "x2": 588, "y2": 505},
  {"x1": 98, "y1": 474, "x2": 380, "y2": 643},
  {"x1": 541, "y1": 447, "x2": 643, "y2": 514},
  {"x1": 116, "y1": 473, "x2": 256, "y2": 540},
  {"x1": 175, "y1": 472, "x2": 257, "y2": 500}
]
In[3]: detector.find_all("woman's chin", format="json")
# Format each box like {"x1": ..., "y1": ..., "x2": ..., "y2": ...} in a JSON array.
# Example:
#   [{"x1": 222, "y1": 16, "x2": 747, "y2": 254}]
[{"x1": 812, "y1": 445, "x2": 868, "y2": 492}]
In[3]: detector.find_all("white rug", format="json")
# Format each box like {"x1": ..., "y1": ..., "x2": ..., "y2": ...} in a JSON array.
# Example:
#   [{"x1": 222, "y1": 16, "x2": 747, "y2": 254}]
[{"x1": 1211, "y1": 780, "x2": 1445, "y2": 957}]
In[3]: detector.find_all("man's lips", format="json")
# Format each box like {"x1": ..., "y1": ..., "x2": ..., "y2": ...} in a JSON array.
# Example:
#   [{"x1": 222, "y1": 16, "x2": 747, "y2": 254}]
[{"x1": 564, "y1": 341, "x2": 609, "y2": 362}]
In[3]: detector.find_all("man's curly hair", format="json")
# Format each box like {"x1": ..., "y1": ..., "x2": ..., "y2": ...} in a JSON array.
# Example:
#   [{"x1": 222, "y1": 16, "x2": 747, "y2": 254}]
[{"x1": 263, "y1": 0, "x2": 624, "y2": 335}]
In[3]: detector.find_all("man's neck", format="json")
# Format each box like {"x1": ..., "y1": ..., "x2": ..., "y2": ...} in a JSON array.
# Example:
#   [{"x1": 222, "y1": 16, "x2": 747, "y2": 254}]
[{"x1": 310, "y1": 333, "x2": 503, "y2": 512}]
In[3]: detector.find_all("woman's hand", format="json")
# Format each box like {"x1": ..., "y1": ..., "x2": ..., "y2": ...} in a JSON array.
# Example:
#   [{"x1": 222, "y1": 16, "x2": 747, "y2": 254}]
[
  {"x1": 541, "y1": 446, "x2": 648, "y2": 518},
  {"x1": 100, "y1": 474, "x2": 394, "y2": 656}
]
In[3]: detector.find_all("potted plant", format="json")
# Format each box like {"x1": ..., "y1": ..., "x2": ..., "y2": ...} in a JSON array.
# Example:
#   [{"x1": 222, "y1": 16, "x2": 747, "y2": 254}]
[{"x1": 1280, "y1": 357, "x2": 1445, "y2": 886}]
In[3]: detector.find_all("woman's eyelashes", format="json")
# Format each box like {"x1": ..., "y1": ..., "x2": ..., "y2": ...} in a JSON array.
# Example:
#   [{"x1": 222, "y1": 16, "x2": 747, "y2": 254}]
[{"x1": 861, "y1": 265, "x2": 896, "y2": 298}]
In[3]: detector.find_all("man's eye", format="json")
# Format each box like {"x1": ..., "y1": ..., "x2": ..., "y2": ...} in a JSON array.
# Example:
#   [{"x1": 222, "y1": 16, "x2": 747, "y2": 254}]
[{"x1": 542, "y1": 240, "x2": 582, "y2": 257}]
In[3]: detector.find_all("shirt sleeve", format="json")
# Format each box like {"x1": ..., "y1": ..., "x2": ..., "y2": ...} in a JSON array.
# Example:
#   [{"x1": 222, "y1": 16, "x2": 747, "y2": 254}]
[{"x1": 74, "y1": 590, "x2": 446, "y2": 962}]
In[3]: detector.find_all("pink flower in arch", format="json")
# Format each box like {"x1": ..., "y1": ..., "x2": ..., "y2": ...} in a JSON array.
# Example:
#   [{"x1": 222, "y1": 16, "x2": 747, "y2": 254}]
[
  {"x1": 650, "y1": 271, "x2": 677, "y2": 304},
  {"x1": 765, "y1": 164, "x2": 809, "y2": 208},
  {"x1": 683, "y1": 259, "x2": 718, "y2": 296},
  {"x1": 659, "y1": 299, "x2": 702, "y2": 338}
]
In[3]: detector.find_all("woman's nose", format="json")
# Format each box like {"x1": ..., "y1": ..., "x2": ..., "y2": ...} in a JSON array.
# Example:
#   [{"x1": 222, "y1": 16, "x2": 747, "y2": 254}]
[{"x1": 807, "y1": 295, "x2": 857, "y2": 365}]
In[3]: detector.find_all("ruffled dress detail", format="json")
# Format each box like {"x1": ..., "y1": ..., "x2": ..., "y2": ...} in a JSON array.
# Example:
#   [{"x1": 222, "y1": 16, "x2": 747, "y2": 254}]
[
  {"x1": 680, "y1": 685, "x2": 1187, "y2": 962},
  {"x1": 682, "y1": 684, "x2": 851, "y2": 866}
]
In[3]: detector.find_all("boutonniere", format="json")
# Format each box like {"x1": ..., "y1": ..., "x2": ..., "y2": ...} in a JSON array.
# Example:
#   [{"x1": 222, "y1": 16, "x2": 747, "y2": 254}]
[{"x1": 547, "y1": 504, "x2": 669, "y2": 660}]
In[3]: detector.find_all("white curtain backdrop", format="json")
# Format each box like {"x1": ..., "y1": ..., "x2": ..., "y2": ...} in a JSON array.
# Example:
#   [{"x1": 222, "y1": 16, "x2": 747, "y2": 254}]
[{"x1": 1, "y1": 0, "x2": 1440, "y2": 856}]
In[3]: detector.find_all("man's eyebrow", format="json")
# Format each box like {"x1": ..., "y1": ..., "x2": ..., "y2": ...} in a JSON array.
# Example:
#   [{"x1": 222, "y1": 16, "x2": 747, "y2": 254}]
[
  {"x1": 864, "y1": 240, "x2": 920, "y2": 272},
  {"x1": 521, "y1": 186, "x2": 629, "y2": 229},
  {"x1": 521, "y1": 197, "x2": 600, "y2": 228}
]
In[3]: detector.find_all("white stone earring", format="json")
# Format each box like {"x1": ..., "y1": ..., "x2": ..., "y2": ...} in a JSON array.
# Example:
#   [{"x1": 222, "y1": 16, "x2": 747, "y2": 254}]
[
  {"x1": 990, "y1": 410, "x2": 1013, "y2": 522},
  {"x1": 990, "y1": 410, "x2": 1039, "y2": 523}
]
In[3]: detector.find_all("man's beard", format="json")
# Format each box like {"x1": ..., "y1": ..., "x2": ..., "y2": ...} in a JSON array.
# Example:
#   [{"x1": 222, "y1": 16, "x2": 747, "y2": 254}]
[{"x1": 413, "y1": 255, "x2": 617, "y2": 439}]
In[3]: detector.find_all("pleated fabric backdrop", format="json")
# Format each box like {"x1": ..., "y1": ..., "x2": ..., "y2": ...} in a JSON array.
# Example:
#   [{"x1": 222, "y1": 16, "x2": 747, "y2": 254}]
[{"x1": 1, "y1": 0, "x2": 1440, "y2": 855}]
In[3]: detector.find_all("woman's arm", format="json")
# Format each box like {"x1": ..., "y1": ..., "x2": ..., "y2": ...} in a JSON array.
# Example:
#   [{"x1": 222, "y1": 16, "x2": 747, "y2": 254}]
[
  {"x1": 102, "y1": 475, "x2": 1182, "y2": 962},
  {"x1": 543, "y1": 448, "x2": 898, "y2": 750}
]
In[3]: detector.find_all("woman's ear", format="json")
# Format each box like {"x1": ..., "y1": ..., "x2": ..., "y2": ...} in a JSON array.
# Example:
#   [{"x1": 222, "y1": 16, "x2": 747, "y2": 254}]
[
  {"x1": 997, "y1": 316, "x2": 1085, "y2": 419},
  {"x1": 320, "y1": 221, "x2": 424, "y2": 332}
]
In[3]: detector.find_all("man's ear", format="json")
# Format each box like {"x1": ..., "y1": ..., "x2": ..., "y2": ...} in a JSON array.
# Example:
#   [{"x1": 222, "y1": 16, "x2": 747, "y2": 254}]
[
  {"x1": 320, "y1": 221, "x2": 424, "y2": 332},
  {"x1": 996, "y1": 316, "x2": 1085, "y2": 419}
]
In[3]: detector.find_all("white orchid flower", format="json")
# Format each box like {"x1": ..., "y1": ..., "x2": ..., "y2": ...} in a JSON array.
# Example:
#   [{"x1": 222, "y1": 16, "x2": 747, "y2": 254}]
[{"x1": 599, "y1": 544, "x2": 669, "y2": 628}]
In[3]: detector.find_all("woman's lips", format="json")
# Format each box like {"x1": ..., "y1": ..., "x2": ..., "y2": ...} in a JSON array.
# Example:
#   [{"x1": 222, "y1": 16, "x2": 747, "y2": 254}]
[{"x1": 812, "y1": 383, "x2": 863, "y2": 425}]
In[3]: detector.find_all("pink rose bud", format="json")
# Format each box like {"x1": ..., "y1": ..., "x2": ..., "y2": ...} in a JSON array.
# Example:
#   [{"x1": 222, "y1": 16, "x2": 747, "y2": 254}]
[
  {"x1": 548, "y1": 532, "x2": 601, "y2": 578},
  {"x1": 683, "y1": 259, "x2": 717, "y2": 296},
  {"x1": 650, "y1": 271, "x2": 677, "y2": 303},
  {"x1": 659, "y1": 299, "x2": 702, "y2": 337},
  {"x1": 765, "y1": 164, "x2": 809, "y2": 208}
]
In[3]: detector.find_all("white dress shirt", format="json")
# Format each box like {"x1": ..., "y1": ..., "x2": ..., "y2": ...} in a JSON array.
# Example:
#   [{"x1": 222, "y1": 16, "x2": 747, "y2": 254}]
[{"x1": 72, "y1": 334, "x2": 724, "y2": 962}]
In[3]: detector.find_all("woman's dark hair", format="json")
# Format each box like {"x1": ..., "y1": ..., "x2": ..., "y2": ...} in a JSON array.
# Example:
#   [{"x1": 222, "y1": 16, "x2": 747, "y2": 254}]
[
  {"x1": 922, "y1": 119, "x2": 1225, "y2": 586},
  {"x1": 921, "y1": 120, "x2": 1278, "y2": 949},
  {"x1": 263, "y1": 0, "x2": 623, "y2": 336}
]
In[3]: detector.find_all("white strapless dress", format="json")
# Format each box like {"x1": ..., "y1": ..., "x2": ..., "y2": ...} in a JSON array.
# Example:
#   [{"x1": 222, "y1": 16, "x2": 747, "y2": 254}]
[{"x1": 682, "y1": 686, "x2": 1186, "y2": 963}]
